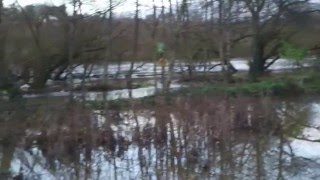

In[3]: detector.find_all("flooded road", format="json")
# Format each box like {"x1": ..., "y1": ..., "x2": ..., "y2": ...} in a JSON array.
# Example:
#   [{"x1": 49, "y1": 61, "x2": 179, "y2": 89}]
[{"x1": 1, "y1": 95, "x2": 320, "y2": 179}]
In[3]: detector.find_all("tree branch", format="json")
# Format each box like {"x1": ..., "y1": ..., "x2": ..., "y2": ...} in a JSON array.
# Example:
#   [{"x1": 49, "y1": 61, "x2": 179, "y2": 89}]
[{"x1": 264, "y1": 56, "x2": 280, "y2": 70}]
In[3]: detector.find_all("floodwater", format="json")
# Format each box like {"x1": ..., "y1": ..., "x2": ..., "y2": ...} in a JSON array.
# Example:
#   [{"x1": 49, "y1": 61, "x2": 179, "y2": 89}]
[
  {"x1": 1, "y1": 95, "x2": 320, "y2": 180},
  {"x1": 68, "y1": 58, "x2": 314, "y2": 79},
  {"x1": 2, "y1": 58, "x2": 319, "y2": 179},
  {"x1": 24, "y1": 82, "x2": 182, "y2": 101},
  {"x1": 24, "y1": 58, "x2": 314, "y2": 100}
]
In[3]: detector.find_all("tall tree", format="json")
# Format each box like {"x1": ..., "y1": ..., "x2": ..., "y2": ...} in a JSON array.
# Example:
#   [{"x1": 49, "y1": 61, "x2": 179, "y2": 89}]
[
  {"x1": 128, "y1": 0, "x2": 140, "y2": 98},
  {"x1": 67, "y1": 0, "x2": 79, "y2": 96},
  {"x1": 0, "y1": 0, "x2": 8, "y2": 89},
  {"x1": 218, "y1": 0, "x2": 234, "y2": 82},
  {"x1": 0, "y1": 0, "x2": 2, "y2": 24},
  {"x1": 17, "y1": 4, "x2": 70, "y2": 89},
  {"x1": 243, "y1": 0, "x2": 310, "y2": 79}
]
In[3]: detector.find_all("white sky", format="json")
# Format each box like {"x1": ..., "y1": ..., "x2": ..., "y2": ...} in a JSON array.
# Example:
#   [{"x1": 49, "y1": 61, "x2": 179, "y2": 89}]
[
  {"x1": 3, "y1": 0, "x2": 172, "y2": 16},
  {"x1": 3, "y1": 0, "x2": 320, "y2": 16}
]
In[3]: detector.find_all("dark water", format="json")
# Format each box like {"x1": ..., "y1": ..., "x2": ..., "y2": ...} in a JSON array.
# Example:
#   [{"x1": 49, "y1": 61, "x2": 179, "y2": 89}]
[{"x1": 1, "y1": 96, "x2": 320, "y2": 180}]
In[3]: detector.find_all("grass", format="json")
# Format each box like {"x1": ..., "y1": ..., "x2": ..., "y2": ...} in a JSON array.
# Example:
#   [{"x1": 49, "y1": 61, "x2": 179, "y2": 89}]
[
  {"x1": 30, "y1": 69, "x2": 320, "y2": 110},
  {"x1": 86, "y1": 70, "x2": 320, "y2": 110},
  {"x1": 175, "y1": 81, "x2": 297, "y2": 97},
  {"x1": 174, "y1": 69, "x2": 320, "y2": 97}
]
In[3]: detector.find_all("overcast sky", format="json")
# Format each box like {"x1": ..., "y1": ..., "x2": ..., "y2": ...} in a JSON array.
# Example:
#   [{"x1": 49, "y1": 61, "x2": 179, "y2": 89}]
[
  {"x1": 3, "y1": 0, "x2": 172, "y2": 16},
  {"x1": 3, "y1": 0, "x2": 320, "y2": 16}
]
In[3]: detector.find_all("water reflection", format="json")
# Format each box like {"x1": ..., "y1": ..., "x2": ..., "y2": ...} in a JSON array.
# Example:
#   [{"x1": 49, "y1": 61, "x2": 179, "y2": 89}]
[{"x1": 1, "y1": 96, "x2": 320, "y2": 179}]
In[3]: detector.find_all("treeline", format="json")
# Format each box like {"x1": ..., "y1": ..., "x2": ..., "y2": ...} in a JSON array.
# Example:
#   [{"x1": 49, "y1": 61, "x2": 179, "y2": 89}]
[{"x1": 0, "y1": 0, "x2": 319, "y2": 90}]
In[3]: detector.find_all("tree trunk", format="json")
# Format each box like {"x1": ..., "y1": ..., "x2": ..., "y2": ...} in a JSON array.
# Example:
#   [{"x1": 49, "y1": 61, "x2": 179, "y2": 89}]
[
  {"x1": 0, "y1": 145, "x2": 14, "y2": 177},
  {"x1": 0, "y1": 1, "x2": 9, "y2": 89},
  {"x1": 32, "y1": 64, "x2": 51, "y2": 89},
  {"x1": 218, "y1": 0, "x2": 231, "y2": 83},
  {"x1": 152, "y1": 0, "x2": 158, "y2": 92},
  {"x1": 67, "y1": 0, "x2": 79, "y2": 99},
  {"x1": 249, "y1": 41, "x2": 265, "y2": 79},
  {"x1": 0, "y1": 32, "x2": 8, "y2": 89},
  {"x1": 53, "y1": 63, "x2": 68, "y2": 80},
  {"x1": 249, "y1": 10, "x2": 265, "y2": 79},
  {"x1": 128, "y1": 0, "x2": 140, "y2": 98},
  {"x1": 0, "y1": 0, "x2": 2, "y2": 24},
  {"x1": 165, "y1": 0, "x2": 175, "y2": 93}
]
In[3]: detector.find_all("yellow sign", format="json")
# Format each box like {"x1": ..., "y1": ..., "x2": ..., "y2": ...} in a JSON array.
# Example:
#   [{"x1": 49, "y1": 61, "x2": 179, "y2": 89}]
[{"x1": 158, "y1": 58, "x2": 168, "y2": 67}]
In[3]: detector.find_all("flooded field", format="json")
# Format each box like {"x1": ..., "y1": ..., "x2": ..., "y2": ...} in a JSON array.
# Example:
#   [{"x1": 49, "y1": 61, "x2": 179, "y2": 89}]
[
  {"x1": 21, "y1": 58, "x2": 316, "y2": 100},
  {"x1": 1, "y1": 58, "x2": 319, "y2": 180},
  {"x1": 2, "y1": 0, "x2": 319, "y2": 179},
  {"x1": 1, "y1": 95, "x2": 320, "y2": 180},
  {"x1": 67, "y1": 58, "x2": 315, "y2": 80}
]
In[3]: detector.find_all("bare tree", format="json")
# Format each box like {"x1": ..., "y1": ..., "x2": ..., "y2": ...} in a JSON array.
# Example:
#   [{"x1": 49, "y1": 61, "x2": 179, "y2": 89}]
[
  {"x1": 165, "y1": 0, "x2": 176, "y2": 92},
  {"x1": 0, "y1": 0, "x2": 8, "y2": 90},
  {"x1": 67, "y1": 0, "x2": 79, "y2": 98},
  {"x1": 242, "y1": 0, "x2": 310, "y2": 79},
  {"x1": 218, "y1": 0, "x2": 236, "y2": 82},
  {"x1": 127, "y1": 0, "x2": 140, "y2": 98},
  {"x1": 152, "y1": 0, "x2": 159, "y2": 92},
  {"x1": 16, "y1": 3, "x2": 69, "y2": 89}
]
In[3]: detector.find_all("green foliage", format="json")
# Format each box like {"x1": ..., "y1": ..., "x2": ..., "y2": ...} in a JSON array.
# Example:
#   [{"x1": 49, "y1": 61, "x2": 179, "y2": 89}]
[
  {"x1": 174, "y1": 75, "x2": 310, "y2": 97},
  {"x1": 218, "y1": 80, "x2": 300, "y2": 96},
  {"x1": 280, "y1": 42, "x2": 307, "y2": 62},
  {"x1": 156, "y1": 42, "x2": 165, "y2": 54},
  {"x1": 298, "y1": 71, "x2": 320, "y2": 93},
  {"x1": 190, "y1": 71, "x2": 320, "y2": 97}
]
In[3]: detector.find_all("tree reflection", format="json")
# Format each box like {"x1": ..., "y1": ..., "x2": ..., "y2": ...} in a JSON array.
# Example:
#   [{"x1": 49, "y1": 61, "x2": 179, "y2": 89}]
[{"x1": 1, "y1": 96, "x2": 320, "y2": 179}]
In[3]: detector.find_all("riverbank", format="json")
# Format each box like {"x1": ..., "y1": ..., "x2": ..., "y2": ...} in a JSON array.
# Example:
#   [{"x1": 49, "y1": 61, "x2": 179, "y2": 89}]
[
  {"x1": 86, "y1": 69, "x2": 320, "y2": 110},
  {"x1": 175, "y1": 69, "x2": 320, "y2": 97},
  {"x1": 4, "y1": 68, "x2": 320, "y2": 109}
]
